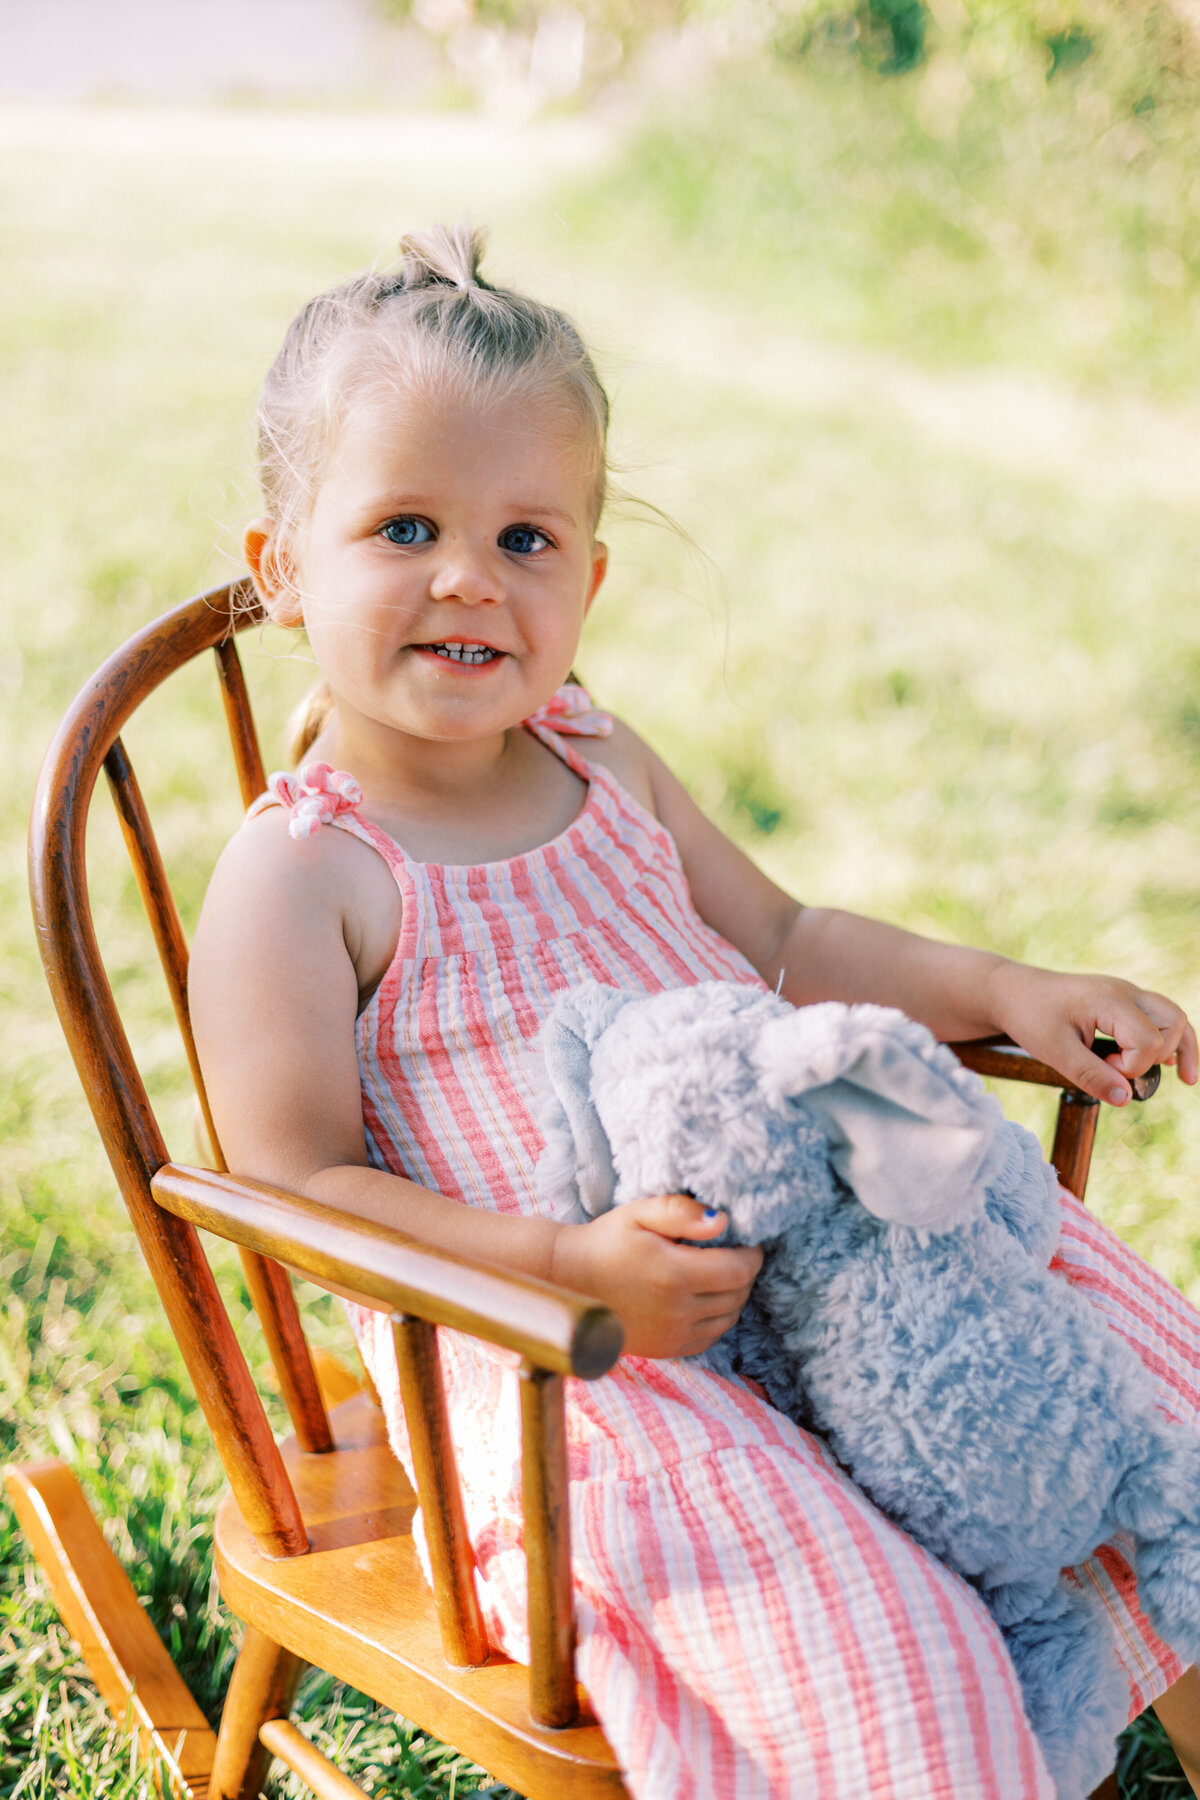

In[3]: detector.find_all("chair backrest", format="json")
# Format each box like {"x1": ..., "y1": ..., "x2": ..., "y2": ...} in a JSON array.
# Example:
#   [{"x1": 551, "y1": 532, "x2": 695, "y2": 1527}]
[
  {"x1": 30, "y1": 583, "x2": 329, "y2": 1558},
  {"x1": 31, "y1": 584, "x2": 628, "y2": 1727}
]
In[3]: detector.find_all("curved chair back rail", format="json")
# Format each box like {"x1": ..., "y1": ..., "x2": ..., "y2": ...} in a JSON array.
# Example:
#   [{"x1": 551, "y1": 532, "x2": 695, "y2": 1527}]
[{"x1": 28, "y1": 584, "x2": 621, "y2": 1733}]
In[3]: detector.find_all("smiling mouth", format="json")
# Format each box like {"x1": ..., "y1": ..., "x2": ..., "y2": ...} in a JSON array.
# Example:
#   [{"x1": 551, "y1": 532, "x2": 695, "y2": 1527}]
[{"x1": 417, "y1": 641, "x2": 502, "y2": 666}]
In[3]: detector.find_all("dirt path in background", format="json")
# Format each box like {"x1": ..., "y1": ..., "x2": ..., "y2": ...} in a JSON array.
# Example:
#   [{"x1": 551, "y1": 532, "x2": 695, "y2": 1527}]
[{"x1": 0, "y1": 100, "x2": 612, "y2": 174}]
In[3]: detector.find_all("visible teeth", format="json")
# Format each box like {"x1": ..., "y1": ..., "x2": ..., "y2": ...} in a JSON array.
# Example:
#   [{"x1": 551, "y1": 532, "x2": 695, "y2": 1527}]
[{"x1": 427, "y1": 642, "x2": 497, "y2": 665}]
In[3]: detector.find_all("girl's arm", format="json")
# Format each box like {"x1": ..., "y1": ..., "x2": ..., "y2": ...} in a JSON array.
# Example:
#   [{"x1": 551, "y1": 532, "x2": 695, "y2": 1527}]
[
  {"x1": 188, "y1": 813, "x2": 761, "y2": 1359},
  {"x1": 626, "y1": 732, "x2": 1197, "y2": 1106}
]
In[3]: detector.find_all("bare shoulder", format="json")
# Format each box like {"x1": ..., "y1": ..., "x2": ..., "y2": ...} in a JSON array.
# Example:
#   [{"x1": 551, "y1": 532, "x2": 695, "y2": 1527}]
[
  {"x1": 191, "y1": 808, "x2": 401, "y2": 999},
  {"x1": 188, "y1": 808, "x2": 396, "y2": 1186},
  {"x1": 198, "y1": 806, "x2": 355, "y2": 936}
]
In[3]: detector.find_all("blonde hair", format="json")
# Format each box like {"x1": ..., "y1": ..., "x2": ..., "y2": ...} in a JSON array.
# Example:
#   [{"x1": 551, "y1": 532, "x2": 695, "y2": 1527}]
[{"x1": 255, "y1": 224, "x2": 611, "y2": 759}]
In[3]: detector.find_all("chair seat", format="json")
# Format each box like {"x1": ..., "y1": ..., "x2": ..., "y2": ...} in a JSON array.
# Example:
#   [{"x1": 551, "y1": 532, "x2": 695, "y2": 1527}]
[{"x1": 214, "y1": 1391, "x2": 627, "y2": 1800}]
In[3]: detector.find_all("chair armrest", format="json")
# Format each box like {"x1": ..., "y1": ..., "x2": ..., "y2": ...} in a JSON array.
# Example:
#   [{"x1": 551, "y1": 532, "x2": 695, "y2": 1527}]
[
  {"x1": 947, "y1": 1034, "x2": 1160, "y2": 1102},
  {"x1": 149, "y1": 1163, "x2": 622, "y2": 1380}
]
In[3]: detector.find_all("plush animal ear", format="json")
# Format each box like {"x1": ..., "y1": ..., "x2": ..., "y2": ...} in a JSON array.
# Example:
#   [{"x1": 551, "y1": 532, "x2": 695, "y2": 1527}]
[
  {"x1": 752, "y1": 1002, "x2": 1007, "y2": 1231},
  {"x1": 532, "y1": 984, "x2": 636, "y2": 1221}
]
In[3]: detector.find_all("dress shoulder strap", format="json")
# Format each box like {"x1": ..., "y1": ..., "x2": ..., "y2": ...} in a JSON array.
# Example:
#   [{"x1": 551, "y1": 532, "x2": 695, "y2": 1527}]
[{"x1": 523, "y1": 684, "x2": 614, "y2": 780}]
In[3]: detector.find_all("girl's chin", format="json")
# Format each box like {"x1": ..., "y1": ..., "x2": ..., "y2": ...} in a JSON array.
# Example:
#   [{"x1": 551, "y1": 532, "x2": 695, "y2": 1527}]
[{"x1": 375, "y1": 692, "x2": 526, "y2": 743}]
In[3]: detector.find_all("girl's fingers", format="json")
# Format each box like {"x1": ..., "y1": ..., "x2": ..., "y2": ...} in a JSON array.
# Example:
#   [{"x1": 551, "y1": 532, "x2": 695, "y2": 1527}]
[
  {"x1": 630, "y1": 1191, "x2": 730, "y2": 1240},
  {"x1": 629, "y1": 1193, "x2": 764, "y2": 1277},
  {"x1": 1131, "y1": 990, "x2": 1198, "y2": 1084},
  {"x1": 685, "y1": 1313, "x2": 746, "y2": 1353},
  {"x1": 675, "y1": 1245, "x2": 763, "y2": 1292},
  {"x1": 1049, "y1": 1032, "x2": 1137, "y2": 1106},
  {"x1": 1068, "y1": 983, "x2": 1194, "y2": 1101},
  {"x1": 1100, "y1": 995, "x2": 1166, "y2": 1076},
  {"x1": 656, "y1": 1253, "x2": 754, "y2": 1291}
]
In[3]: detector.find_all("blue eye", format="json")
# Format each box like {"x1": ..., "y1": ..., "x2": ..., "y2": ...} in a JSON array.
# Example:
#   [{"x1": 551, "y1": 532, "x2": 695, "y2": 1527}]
[
  {"x1": 500, "y1": 525, "x2": 550, "y2": 556},
  {"x1": 380, "y1": 517, "x2": 433, "y2": 546}
]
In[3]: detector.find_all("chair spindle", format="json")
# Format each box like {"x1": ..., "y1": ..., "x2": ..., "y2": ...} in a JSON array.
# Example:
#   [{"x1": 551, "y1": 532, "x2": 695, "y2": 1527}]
[
  {"x1": 391, "y1": 1315, "x2": 489, "y2": 1668},
  {"x1": 214, "y1": 635, "x2": 268, "y2": 809},
  {"x1": 237, "y1": 1250, "x2": 335, "y2": 1456},
  {"x1": 1050, "y1": 1092, "x2": 1100, "y2": 1200},
  {"x1": 257, "y1": 1719, "x2": 369, "y2": 1800},
  {"x1": 521, "y1": 1363, "x2": 578, "y2": 1728},
  {"x1": 104, "y1": 738, "x2": 221, "y2": 1156},
  {"x1": 103, "y1": 738, "x2": 334, "y2": 1456}
]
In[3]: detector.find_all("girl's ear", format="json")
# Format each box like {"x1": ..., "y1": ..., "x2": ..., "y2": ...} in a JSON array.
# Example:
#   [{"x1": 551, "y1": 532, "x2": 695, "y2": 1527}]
[
  {"x1": 244, "y1": 517, "x2": 304, "y2": 627},
  {"x1": 584, "y1": 541, "x2": 608, "y2": 616}
]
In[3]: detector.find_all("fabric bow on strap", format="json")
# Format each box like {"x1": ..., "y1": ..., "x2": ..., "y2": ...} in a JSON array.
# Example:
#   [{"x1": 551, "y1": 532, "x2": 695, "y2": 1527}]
[
  {"x1": 525, "y1": 685, "x2": 613, "y2": 739},
  {"x1": 266, "y1": 761, "x2": 364, "y2": 841}
]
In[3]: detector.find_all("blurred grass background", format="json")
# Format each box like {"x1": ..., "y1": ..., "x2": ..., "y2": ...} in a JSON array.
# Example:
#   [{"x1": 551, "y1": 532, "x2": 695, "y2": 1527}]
[{"x1": 3, "y1": 1, "x2": 1200, "y2": 1791}]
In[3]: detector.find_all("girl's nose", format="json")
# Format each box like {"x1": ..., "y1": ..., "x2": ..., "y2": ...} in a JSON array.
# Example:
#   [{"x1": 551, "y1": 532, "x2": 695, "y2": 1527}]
[{"x1": 428, "y1": 539, "x2": 504, "y2": 606}]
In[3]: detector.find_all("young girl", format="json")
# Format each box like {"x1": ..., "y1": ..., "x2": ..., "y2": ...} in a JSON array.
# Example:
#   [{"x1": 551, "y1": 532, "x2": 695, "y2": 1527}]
[{"x1": 191, "y1": 224, "x2": 1200, "y2": 1799}]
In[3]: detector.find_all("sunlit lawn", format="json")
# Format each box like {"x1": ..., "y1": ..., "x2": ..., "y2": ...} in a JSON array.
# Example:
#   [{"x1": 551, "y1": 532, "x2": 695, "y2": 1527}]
[{"x1": 2, "y1": 67, "x2": 1198, "y2": 1795}]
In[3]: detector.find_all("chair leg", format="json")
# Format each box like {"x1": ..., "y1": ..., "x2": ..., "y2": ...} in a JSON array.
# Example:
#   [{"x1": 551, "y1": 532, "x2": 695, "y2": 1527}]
[
  {"x1": 1154, "y1": 1664, "x2": 1200, "y2": 1797},
  {"x1": 1088, "y1": 1670, "x2": 1200, "y2": 1800},
  {"x1": 210, "y1": 1625, "x2": 305, "y2": 1800}
]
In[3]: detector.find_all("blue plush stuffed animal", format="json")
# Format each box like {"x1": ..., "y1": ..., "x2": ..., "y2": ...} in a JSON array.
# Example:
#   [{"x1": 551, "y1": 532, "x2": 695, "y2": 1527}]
[{"x1": 533, "y1": 979, "x2": 1200, "y2": 1800}]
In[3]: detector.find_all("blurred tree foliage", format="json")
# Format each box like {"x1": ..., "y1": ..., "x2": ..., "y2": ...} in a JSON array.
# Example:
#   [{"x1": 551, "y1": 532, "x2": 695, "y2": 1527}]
[
  {"x1": 769, "y1": 0, "x2": 1200, "y2": 92},
  {"x1": 371, "y1": 0, "x2": 1200, "y2": 373},
  {"x1": 532, "y1": 0, "x2": 1200, "y2": 397},
  {"x1": 373, "y1": 0, "x2": 1200, "y2": 106}
]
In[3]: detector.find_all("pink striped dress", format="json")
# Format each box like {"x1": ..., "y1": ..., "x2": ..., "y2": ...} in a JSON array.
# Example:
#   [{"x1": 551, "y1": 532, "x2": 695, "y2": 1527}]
[{"x1": 259, "y1": 689, "x2": 1199, "y2": 1800}]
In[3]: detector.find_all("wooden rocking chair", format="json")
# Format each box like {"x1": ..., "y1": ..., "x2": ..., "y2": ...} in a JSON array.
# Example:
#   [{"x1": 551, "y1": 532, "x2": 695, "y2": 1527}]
[{"x1": 9, "y1": 582, "x2": 1160, "y2": 1800}]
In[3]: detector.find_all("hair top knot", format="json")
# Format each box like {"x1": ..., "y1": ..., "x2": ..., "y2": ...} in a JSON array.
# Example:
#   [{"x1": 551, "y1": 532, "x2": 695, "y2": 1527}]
[{"x1": 391, "y1": 222, "x2": 489, "y2": 297}]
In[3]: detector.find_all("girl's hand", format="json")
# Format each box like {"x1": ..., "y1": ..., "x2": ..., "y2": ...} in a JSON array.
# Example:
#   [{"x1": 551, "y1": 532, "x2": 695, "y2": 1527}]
[
  {"x1": 989, "y1": 962, "x2": 1198, "y2": 1106},
  {"x1": 551, "y1": 1195, "x2": 763, "y2": 1360}
]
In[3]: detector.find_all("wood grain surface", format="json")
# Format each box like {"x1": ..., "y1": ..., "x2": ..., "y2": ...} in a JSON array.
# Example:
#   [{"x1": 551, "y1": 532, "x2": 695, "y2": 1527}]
[
  {"x1": 5, "y1": 1460, "x2": 217, "y2": 1795},
  {"x1": 209, "y1": 1624, "x2": 305, "y2": 1800},
  {"x1": 151, "y1": 1163, "x2": 623, "y2": 1381},
  {"x1": 215, "y1": 1393, "x2": 627, "y2": 1800},
  {"x1": 391, "y1": 1315, "x2": 488, "y2": 1668},
  {"x1": 520, "y1": 1366, "x2": 578, "y2": 1729}
]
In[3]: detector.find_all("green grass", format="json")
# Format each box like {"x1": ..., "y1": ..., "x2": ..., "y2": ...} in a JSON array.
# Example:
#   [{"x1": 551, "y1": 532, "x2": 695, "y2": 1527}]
[{"x1": 2, "y1": 72, "x2": 1200, "y2": 1796}]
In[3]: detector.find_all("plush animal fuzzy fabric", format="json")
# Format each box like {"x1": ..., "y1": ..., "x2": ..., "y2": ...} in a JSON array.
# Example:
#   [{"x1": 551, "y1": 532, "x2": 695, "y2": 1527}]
[{"x1": 533, "y1": 980, "x2": 1200, "y2": 1800}]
